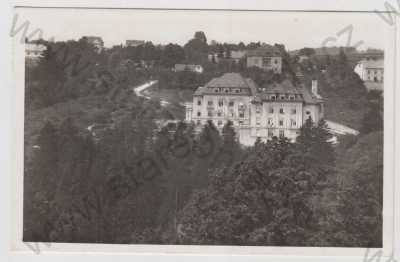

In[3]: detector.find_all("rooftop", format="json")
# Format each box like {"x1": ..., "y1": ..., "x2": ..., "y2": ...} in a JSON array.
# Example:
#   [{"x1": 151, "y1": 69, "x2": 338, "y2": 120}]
[
  {"x1": 246, "y1": 45, "x2": 281, "y2": 57},
  {"x1": 194, "y1": 73, "x2": 258, "y2": 96},
  {"x1": 193, "y1": 73, "x2": 322, "y2": 104},
  {"x1": 361, "y1": 59, "x2": 384, "y2": 69}
]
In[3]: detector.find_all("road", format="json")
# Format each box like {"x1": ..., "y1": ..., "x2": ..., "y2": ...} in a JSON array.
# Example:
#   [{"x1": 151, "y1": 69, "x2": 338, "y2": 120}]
[
  {"x1": 325, "y1": 120, "x2": 359, "y2": 136},
  {"x1": 132, "y1": 80, "x2": 170, "y2": 106}
]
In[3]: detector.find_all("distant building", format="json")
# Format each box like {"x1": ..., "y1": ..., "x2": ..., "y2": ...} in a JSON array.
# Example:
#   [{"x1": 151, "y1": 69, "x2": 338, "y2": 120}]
[
  {"x1": 174, "y1": 64, "x2": 204, "y2": 73},
  {"x1": 298, "y1": 55, "x2": 310, "y2": 63},
  {"x1": 185, "y1": 73, "x2": 324, "y2": 146},
  {"x1": 25, "y1": 43, "x2": 47, "y2": 66},
  {"x1": 230, "y1": 50, "x2": 247, "y2": 63},
  {"x1": 125, "y1": 40, "x2": 145, "y2": 47},
  {"x1": 246, "y1": 45, "x2": 282, "y2": 73},
  {"x1": 84, "y1": 36, "x2": 104, "y2": 52},
  {"x1": 354, "y1": 59, "x2": 384, "y2": 83},
  {"x1": 208, "y1": 50, "x2": 246, "y2": 64}
]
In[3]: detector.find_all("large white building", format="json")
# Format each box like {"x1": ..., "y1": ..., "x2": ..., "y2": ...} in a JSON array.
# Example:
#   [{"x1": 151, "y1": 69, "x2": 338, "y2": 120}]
[{"x1": 185, "y1": 73, "x2": 324, "y2": 146}]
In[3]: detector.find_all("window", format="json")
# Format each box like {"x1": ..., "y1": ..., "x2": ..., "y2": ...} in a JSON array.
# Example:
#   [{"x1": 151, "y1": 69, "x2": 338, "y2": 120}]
[
  {"x1": 291, "y1": 119, "x2": 297, "y2": 127},
  {"x1": 306, "y1": 110, "x2": 311, "y2": 115},
  {"x1": 268, "y1": 118, "x2": 273, "y2": 125},
  {"x1": 208, "y1": 111, "x2": 213, "y2": 117},
  {"x1": 289, "y1": 95, "x2": 295, "y2": 100},
  {"x1": 279, "y1": 119, "x2": 284, "y2": 126},
  {"x1": 214, "y1": 89, "x2": 219, "y2": 93},
  {"x1": 256, "y1": 117, "x2": 261, "y2": 126},
  {"x1": 218, "y1": 120, "x2": 223, "y2": 126},
  {"x1": 196, "y1": 120, "x2": 201, "y2": 125},
  {"x1": 274, "y1": 59, "x2": 279, "y2": 64},
  {"x1": 218, "y1": 99, "x2": 223, "y2": 107},
  {"x1": 291, "y1": 109, "x2": 296, "y2": 115},
  {"x1": 217, "y1": 111, "x2": 222, "y2": 117},
  {"x1": 239, "y1": 120, "x2": 244, "y2": 125},
  {"x1": 262, "y1": 57, "x2": 272, "y2": 66},
  {"x1": 269, "y1": 107, "x2": 274, "y2": 114},
  {"x1": 197, "y1": 112, "x2": 201, "y2": 117},
  {"x1": 270, "y1": 95, "x2": 276, "y2": 100},
  {"x1": 280, "y1": 108, "x2": 284, "y2": 114},
  {"x1": 239, "y1": 112, "x2": 245, "y2": 118},
  {"x1": 279, "y1": 130, "x2": 285, "y2": 138},
  {"x1": 208, "y1": 100, "x2": 213, "y2": 106},
  {"x1": 229, "y1": 101, "x2": 234, "y2": 107},
  {"x1": 197, "y1": 100, "x2": 202, "y2": 106},
  {"x1": 280, "y1": 95, "x2": 286, "y2": 100},
  {"x1": 256, "y1": 105, "x2": 261, "y2": 114},
  {"x1": 268, "y1": 130, "x2": 274, "y2": 137}
]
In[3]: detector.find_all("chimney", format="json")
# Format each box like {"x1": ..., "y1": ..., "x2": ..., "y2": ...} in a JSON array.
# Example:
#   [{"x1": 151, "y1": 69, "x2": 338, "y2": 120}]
[{"x1": 311, "y1": 80, "x2": 318, "y2": 96}]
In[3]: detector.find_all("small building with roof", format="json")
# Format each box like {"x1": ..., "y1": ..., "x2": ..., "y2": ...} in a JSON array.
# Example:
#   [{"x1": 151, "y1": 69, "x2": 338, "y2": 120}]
[
  {"x1": 125, "y1": 40, "x2": 145, "y2": 47},
  {"x1": 185, "y1": 73, "x2": 324, "y2": 146},
  {"x1": 246, "y1": 45, "x2": 282, "y2": 73},
  {"x1": 354, "y1": 59, "x2": 384, "y2": 83}
]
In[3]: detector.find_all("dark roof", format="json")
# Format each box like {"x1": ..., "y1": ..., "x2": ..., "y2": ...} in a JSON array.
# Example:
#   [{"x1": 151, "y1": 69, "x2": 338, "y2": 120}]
[
  {"x1": 194, "y1": 73, "x2": 258, "y2": 96},
  {"x1": 247, "y1": 45, "x2": 281, "y2": 57},
  {"x1": 193, "y1": 73, "x2": 322, "y2": 104},
  {"x1": 299, "y1": 86, "x2": 323, "y2": 104},
  {"x1": 257, "y1": 80, "x2": 322, "y2": 104},
  {"x1": 262, "y1": 80, "x2": 302, "y2": 95}
]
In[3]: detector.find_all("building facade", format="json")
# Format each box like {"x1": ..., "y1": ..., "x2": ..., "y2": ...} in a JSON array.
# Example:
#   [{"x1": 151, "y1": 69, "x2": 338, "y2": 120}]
[
  {"x1": 354, "y1": 59, "x2": 384, "y2": 83},
  {"x1": 246, "y1": 45, "x2": 282, "y2": 73},
  {"x1": 185, "y1": 73, "x2": 323, "y2": 146}
]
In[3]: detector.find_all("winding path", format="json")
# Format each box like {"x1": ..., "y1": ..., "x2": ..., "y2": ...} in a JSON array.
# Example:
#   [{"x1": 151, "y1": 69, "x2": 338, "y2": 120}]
[{"x1": 325, "y1": 120, "x2": 359, "y2": 136}]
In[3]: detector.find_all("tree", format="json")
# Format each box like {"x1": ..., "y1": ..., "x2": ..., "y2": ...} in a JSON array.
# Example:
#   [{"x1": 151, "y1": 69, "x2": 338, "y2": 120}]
[
  {"x1": 361, "y1": 103, "x2": 383, "y2": 134},
  {"x1": 160, "y1": 43, "x2": 185, "y2": 68},
  {"x1": 298, "y1": 47, "x2": 316, "y2": 57},
  {"x1": 178, "y1": 135, "x2": 331, "y2": 245},
  {"x1": 334, "y1": 131, "x2": 383, "y2": 247},
  {"x1": 296, "y1": 118, "x2": 335, "y2": 167},
  {"x1": 194, "y1": 31, "x2": 207, "y2": 44}
]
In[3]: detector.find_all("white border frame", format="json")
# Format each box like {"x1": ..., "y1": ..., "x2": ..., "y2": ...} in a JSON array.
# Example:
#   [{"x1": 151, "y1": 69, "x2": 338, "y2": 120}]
[{"x1": 2, "y1": 1, "x2": 399, "y2": 262}]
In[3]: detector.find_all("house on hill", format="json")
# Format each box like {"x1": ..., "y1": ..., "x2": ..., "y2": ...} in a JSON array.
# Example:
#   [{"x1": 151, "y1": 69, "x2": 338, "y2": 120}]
[
  {"x1": 246, "y1": 45, "x2": 282, "y2": 73},
  {"x1": 354, "y1": 59, "x2": 384, "y2": 83},
  {"x1": 174, "y1": 64, "x2": 204, "y2": 73},
  {"x1": 25, "y1": 42, "x2": 47, "y2": 66},
  {"x1": 185, "y1": 72, "x2": 324, "y2": 146},
  {"x1": 125, "y1": 40, "x2": 145, "y2": 47}
]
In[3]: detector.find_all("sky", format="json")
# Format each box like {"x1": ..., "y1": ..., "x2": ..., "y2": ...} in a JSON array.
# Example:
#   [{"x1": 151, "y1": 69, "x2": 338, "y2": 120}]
[{"x1": 15, "y1": 8, "x2": 386, "y2": 51}]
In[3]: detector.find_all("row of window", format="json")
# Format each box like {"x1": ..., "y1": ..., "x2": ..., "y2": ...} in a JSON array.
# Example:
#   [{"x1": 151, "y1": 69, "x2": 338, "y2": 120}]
[
  {"x1": 259, "y1": 118, "x2": 296, "y2": 127},
  {"x1": 213, "y1": 88, "x2": 244, "y2": 94},
  {"x1": 197, "y1": 108, "x2": 300, "y2": 117},
  {"x1": 198, "y1": 100, "x2": 239, "y2": 107},
  {"x1": 269, "y1": 94, "x2": 300, "y2": 101},
  {"x1": 367, "y1": 69, "x2": 383, "y2": 75}
]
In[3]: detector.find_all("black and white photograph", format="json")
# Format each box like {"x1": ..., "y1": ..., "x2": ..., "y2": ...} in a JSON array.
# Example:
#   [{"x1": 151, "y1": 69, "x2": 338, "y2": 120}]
[{"x1": 7, "y1": 3, "x2": 398, "y2": 257}]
